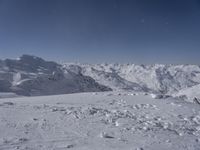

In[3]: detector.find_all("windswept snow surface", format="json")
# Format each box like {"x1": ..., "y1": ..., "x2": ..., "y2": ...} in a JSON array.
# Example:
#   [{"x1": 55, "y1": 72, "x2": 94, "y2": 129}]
[{"x1": 0, "y1": 92, "x2": 200, "y2": 150}]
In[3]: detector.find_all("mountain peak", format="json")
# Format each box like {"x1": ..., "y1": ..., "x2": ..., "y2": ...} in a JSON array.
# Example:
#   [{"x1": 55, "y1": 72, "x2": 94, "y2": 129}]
[{"x1": 19, "y1": 54, "x2": 44, "y2": 62}]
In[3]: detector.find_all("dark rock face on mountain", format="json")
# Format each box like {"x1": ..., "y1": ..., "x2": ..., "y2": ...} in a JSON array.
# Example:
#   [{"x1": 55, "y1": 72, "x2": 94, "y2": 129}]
[
  {"x1": 4, "y1": 55, "x2": 60, "y2": 73},
  {"x1": 0, "y1": 55, "x2": 111, "y2": 96}
]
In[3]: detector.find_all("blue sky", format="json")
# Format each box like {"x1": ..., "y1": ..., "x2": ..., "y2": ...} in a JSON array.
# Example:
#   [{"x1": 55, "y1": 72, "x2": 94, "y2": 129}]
[{"x1": 0, "y1": 0, "x2": 200, "y2": 64}]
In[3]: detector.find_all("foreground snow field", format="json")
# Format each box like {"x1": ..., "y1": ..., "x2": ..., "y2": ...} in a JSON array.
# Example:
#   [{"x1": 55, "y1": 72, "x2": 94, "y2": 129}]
[{"x1": 0, "y1": 92, "x2": 200, "y2": 150}]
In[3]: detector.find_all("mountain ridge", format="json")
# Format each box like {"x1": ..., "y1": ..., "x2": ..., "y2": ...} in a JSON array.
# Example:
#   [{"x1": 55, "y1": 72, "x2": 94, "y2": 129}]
[
  {"x1": 1, "y1": 55, "x2": 200, "y2": 101},
  {"x1": 0, "y1": 55, "x2": 112, "y2": 96}
]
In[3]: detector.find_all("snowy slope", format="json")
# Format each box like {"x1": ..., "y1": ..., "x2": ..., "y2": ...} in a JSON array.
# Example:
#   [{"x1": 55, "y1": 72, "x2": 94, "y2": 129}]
[
  {"x1": 0, "y1": 92, "x2": 200, "y2": 150},
  {"x1": 0, "y1": 55, "x2": 111, "y2": 96},
  {"x1": 174, "y1": 84, "x2": 200, "y2": 102},
  {"x1": 0, "y1": 92, "x2": 19, "y2": 98},
  {"x1": 64, "y1": 64, "x2": 149, "y2": 92},
  {"x1": 1, "y1": 55, "x2": 200, "y2": 99},
  {"x1": 1, "y1": 55, "x2": 200, "y2": 149},
  {"x1": 64, "y1": 63, "x2": 200, "y2": 95}
]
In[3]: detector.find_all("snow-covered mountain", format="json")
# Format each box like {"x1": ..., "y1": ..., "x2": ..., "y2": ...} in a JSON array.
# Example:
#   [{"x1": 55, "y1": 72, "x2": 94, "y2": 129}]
[
  {"x1": 64, "y1": 63, "x2": 200, "y2": 94},
  {"x1": 1, "y1": 55, "x2": 200, "y2": 100},
  {"x1": 173, "y1": 84, "x2": 200, "y2": 102},
  {"x1": 0, "y1": 55, "x2": 111, "y2": 96},
  {"x1": 1, "y1": 55, "x2": 200, "y2": 149}
]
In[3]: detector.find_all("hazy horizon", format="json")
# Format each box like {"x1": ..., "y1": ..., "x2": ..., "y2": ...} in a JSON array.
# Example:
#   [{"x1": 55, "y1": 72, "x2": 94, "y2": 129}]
[{"x1": 0, "y1": 0, "x2": 200, "y2": 64}]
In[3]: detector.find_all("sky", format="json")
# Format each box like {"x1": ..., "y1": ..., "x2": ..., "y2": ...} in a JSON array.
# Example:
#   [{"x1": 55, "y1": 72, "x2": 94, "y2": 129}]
[{"x1": 0, "y1": 0, "x2": 200, "y2": 64}]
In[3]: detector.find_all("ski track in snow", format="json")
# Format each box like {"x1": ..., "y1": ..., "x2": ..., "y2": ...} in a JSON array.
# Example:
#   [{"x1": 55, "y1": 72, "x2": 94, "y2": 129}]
[{"x1": 0, "y1": 92, "x2": 200, "y2": 150}]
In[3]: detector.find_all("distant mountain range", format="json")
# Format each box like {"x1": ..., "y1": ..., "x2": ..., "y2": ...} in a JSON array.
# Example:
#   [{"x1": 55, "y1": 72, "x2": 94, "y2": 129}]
[{"x1": 1, "y1": 55, "x2": 200, "y2": 100}]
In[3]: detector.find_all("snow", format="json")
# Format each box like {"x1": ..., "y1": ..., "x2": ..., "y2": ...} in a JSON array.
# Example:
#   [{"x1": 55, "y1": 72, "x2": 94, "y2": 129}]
[
  {"x1": 1, "y1": 55, "x2": 200, "y2": 100},
  {"x1": 1, "y1": 55, "x2": 200, "y2": 149},
  {"x1": 0, "y1": 92, "x2": 19, "y2": 98},
  {"x1": 12, "y1": 72, "x2": 21, "y2": 85},
  {"x1": 0, "y1": 91, "x2": 200, "y2": 150},
  {"x1": 0, "y1": 55, "x2": 111, "y2": 96},
  {"x1": 173, "y1": 84, "x2": 200, "y2": 102},
  {"x1": 72, "y1": 63, "x2": 200, "y2": 94}
]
